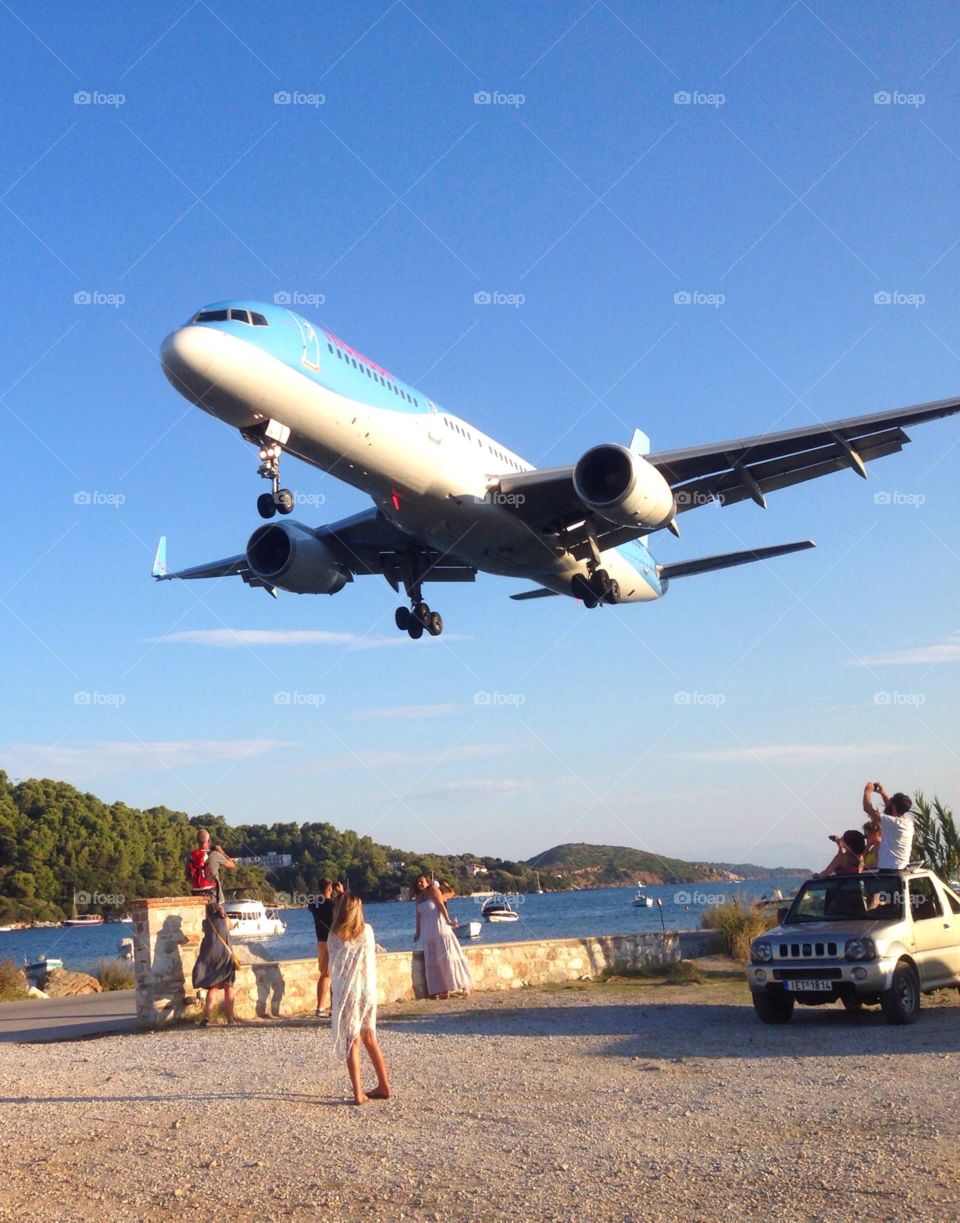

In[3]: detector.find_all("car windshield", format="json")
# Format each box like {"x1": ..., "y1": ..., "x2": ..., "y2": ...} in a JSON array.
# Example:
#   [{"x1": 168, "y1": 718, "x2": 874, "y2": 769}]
[{"x1": 786, "y1": 875, "x2": 905, "y2": 922}]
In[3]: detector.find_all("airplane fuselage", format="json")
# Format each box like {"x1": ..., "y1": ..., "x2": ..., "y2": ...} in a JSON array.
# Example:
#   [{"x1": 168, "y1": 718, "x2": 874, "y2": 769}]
[{"x1": 160, "y1": 301, "x2": 662, "y2": 600}]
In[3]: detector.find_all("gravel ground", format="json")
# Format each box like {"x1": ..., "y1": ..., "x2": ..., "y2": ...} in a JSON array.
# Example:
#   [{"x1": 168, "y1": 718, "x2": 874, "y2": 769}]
[{"x1": 1, "y1": 964, "x2": 958, "y2": 1223}]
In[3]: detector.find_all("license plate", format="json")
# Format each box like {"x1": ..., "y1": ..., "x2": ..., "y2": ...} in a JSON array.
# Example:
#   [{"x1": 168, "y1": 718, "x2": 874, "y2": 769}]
[{"x1": 785, "y1": 979, "x2": 834, "y2": 992}]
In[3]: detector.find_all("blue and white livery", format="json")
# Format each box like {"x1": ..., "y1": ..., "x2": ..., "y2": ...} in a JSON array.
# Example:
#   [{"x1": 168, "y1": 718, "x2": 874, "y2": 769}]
[{"x1": 156, "y1": 300, "x2": 960, "y2": 638}]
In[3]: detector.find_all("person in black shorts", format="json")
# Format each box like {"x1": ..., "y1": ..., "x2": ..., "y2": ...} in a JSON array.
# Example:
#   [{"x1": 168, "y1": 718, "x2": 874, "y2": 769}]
[{"x1": 308, "y1": 879, "x2": 335, "y2": 1019}]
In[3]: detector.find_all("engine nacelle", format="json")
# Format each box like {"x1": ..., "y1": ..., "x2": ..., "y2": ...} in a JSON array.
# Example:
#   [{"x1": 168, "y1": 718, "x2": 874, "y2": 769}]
[
  {"x1": 573, "y1": 444, "x2": 675, "y2": 531},
  {"x1": 246, "y1": 520, "x2": 348, "y2": 595}
]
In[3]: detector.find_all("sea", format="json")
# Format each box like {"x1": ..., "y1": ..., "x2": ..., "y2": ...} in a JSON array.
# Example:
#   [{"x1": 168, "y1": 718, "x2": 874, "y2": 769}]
[{"x1": 0, "y1": 875, "x2": 806, "y2": 975}]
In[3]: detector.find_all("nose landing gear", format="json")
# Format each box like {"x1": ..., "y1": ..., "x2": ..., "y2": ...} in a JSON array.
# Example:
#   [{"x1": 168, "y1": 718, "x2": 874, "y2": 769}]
[{"x1": 255, "y1": 443, "x2": 295, "y2": 519}]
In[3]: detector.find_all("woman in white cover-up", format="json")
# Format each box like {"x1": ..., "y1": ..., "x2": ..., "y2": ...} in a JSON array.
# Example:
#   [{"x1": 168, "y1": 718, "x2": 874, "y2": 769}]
[
  {"x1": 327, "y1": 893, "x2": 391, "y2": 1105},
  {"x1": 413, "y1": 874, "x2": 474, "y2": 1000}
]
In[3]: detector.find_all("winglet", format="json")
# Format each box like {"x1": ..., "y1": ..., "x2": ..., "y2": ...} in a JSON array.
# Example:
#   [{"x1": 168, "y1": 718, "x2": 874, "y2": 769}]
[
  {"x1": 151, "y1": 536, "x2": 167, "y2": 579},
  {"x1": 629, "y1": 428, "x2": 651, "y2": 456}
]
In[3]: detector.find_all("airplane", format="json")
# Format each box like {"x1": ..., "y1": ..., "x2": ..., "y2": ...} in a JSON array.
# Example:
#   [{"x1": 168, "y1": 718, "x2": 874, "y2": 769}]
[{"x1": 156, "y1": 299, "x2": 960, "y2": 639}]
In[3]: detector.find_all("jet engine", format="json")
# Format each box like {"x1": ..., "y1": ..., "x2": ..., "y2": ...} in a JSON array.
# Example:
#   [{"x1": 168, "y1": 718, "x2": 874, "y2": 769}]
[
  {"x1": 246, "y1": 521, "x2": 349, "y2": 594},
  {"x1": 573, "y1": 444, "x2": 675, "y2": 531}
]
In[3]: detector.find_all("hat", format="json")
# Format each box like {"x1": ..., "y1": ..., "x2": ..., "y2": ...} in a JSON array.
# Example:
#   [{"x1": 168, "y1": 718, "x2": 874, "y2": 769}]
[{"x1": 842, "y1": 829, "x2": 866, "y2": 857}]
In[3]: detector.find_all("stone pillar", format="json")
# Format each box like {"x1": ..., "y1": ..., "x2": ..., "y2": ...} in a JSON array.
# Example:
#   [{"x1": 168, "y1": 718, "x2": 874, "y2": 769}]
[{"x1": 130, "y1": 896, "x2": 207, "y2": 1026}]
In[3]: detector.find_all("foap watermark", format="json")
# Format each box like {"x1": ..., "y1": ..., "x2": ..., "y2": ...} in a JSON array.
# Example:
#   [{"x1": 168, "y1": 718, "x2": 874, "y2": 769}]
[
  {"x1": 874, "y1": 90, "x2": 925, "y2": 108},
  {"x1": 74, "y1": 890, "x2": 125, "y2": 907},
  {"x1": 74, "y1": 290, "x2": 125, "y2": 307},
  {"x1": 674, "y1": 90, "x2": 725, "y2": 108},
  {"x1": 473, "y1": 491, "x2": 526, "y2": 507},
  {"x1": 873, "y1": 290, "x2": 924, "y2": 307},
  {"x1": 673, "y1": 690, "x2": 726, "y2": 707},
  {"x1": 474, "y1": 290, "x2": 525, "y2": 308},
  {"x1": 874, "y1": 691, "x2": 926, "y2": 707},
  {"x1": 673, "y1": 890, "x2": 727, "y2": 907},
  {"x1": 74, "y1": 490, "x2": 125, "y2": 508},
  {"x1": 74, "y1": 90, "x2": 125, "y2": 107},
  {"x1": 674, "y1": 290, "x2": 725, "y2": 308},
  {"x1": 873, "y1": 490, "x2": 925, "y2": 507},
  {"x1": 274, "y1": 290, "x2": 325, "y2": 307},
  {"x1": 472, "y1": 891, "x2": 524, "y2": 907},
  {"x1": 293, "y1": 491, "x2": 326, "y2": 509},
  {"x1": 675, "y1": 489, "x2": 724, "y2": 509},
  {"x1": 273, "y1": 90, "x2": 325, "y2": 107},
  {"x1": 275, "y1": 891, "x2": 324, "y2": 906},
  {"x1": 474, "y1": 691, "x2": 526, "y2": 708},
  {"x1": 474, "y1": 90, "x2": 525, "y2": 108},
  {"x1": 274, "y1": 690, "x2": 326, "y2": 708},
  {"x1": 74, "y1": 691, "x2": 126, "y2": 707}
]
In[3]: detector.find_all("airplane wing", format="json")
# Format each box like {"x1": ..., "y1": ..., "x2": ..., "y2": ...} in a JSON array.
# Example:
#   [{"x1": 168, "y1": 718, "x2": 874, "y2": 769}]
[
  {"x1": 152, "y1": 509, "x2": 477, "y2": 594},
  {"x1": 492, "y1": 394, "x2": 960, "y2": 557}
]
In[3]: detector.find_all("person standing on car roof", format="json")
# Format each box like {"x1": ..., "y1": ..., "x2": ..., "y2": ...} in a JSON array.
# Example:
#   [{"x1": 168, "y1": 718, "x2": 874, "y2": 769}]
[{"x1": 863, "y1": 781, "x2": 915, "y2": 869}]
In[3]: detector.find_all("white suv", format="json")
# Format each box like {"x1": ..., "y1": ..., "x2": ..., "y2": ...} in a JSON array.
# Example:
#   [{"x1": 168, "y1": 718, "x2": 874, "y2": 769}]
[{"x1": 747, "y1": 868, "x2": 960, "y2": 1024}]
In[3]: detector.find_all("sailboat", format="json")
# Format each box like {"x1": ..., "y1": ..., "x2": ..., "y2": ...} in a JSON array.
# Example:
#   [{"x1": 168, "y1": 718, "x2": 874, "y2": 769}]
[{"x1": 534, "y1": 872, "x2": 544, "y2": 894}]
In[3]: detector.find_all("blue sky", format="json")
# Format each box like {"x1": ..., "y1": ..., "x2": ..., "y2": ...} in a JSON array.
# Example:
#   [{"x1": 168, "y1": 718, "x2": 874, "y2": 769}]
[{"x1": 2, "y1": 1, "x2": 959, "y2": 870}]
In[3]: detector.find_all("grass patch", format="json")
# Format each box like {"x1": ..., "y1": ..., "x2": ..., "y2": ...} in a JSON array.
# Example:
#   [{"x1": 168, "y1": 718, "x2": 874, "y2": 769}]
[
  {"x1": 700, "y1": 901, "x2": 777, "y2": 963},
  {"x1": 95, "y1": 960, "x2": 135, "y2": 991},
  {"x1": 0, "y1": 958, "x2": 30, "y2": 1002}
]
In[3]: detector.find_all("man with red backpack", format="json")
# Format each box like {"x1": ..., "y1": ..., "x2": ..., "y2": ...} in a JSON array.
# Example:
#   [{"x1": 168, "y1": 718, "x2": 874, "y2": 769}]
[{"x1": 186, "y1": 828, "x2": 236, "y2": 905}]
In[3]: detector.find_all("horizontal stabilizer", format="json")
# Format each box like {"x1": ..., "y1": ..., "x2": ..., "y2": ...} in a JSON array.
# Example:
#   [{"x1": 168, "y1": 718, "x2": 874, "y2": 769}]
[
  {"x1": 510, "y1": 588, "x2": 560, "y2": 601},
  {"x1": 657, "y1": 539, "x2": 815, "y2": 581}
]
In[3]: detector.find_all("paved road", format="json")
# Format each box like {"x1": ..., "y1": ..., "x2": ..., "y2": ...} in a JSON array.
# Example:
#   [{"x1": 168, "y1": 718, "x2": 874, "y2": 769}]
[{"x1": 0, "y1": 989, "x2": 137, "y2": 1043}]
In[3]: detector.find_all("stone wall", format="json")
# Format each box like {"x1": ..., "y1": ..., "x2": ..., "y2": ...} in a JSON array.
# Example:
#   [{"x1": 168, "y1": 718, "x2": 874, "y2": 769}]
[{"x1": 131, "y1": 897, "x2": 682, "y2": 1026}]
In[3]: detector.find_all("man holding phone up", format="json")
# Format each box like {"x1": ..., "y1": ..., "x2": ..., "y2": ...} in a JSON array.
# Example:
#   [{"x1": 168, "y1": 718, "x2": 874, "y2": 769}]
[{"x1": 863, "y1": 781, "x2": 915, "y2": 869}]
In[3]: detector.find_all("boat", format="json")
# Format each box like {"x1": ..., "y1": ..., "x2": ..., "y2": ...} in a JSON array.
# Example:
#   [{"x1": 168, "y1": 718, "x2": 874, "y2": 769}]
[
  {"x1": 24, "y1": 955, "x2": 63, "y2": 983},
  {"x1": 118, "y1": 937, "x2": 135, "y2": 960},
  {"x1": 534, "y1": 871, "x2": 544, "y2": 894},
  {"x1": 632, "y1": 887, "x2": 653, "y2": 907},
  {"x1": 480, "y1": 896, "x2": 520, "y2": 923},
  {"x1": 223, "y1": 897, "x2": 286, "y2": 939},
  {"x1": 454, "y1": 919, "x2": 483, "y2": 939},
  {"x1": 62, "y1": 914, "x2": 104, "y2": 926}
]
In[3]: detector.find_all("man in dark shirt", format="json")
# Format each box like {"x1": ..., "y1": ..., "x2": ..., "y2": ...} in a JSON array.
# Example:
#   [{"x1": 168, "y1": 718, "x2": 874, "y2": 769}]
[
  {"x1": 307, "y1": 878, "x2": 335, "y2": 1019},
  {"x1": 199, "y1": 828, "x2": 236, "y2": 907}
]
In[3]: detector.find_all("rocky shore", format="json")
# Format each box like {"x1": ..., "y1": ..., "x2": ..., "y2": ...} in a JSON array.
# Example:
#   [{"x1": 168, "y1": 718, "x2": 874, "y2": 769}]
[{"x1": 0, "y1": 969, "x2": 957, "y2": 1221}]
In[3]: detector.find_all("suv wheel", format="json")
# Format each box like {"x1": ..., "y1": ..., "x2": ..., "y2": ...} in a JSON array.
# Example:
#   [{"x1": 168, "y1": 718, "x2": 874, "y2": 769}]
[
  {"x1": 840, "y1": 992, "x2": 863, "y2": 1012},
  {"x1": 753, "y1": 991, "x2": 795, "y2": 1024},
  {"x1": 880, "y1": 961, "x2": 920, "y2": 1025}
]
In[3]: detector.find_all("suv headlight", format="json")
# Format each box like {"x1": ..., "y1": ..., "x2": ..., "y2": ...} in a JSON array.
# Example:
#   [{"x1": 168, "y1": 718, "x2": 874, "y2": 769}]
[
  {"x1": 752, "y1": 940, "x2": 773, "y2": 963},
  {"x1": 845, "y1": 937, "x2": 877, "y2": 961}
]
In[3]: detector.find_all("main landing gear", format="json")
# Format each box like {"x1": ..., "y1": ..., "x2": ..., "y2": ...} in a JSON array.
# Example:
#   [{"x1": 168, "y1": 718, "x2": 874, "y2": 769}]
[
  {"x1": 255, "y1": 442, "x2": 295, "y2": 519},
  {"x1": 395, "y1": 600, "x2": 443, "y2": 640},
  {"x1": 571, "y1": 568, "x2": 620, "y2": 609}
]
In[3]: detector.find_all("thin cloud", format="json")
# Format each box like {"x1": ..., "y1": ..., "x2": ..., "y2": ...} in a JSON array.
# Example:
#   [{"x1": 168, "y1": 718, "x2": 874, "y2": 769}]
[
  {"x1": 3, "y1": 739, "x2": 287, "y2": 779},
  {"x1": 308, "y1": 742, "x2": 516, "y2": 774},
  {"x1": 855, "y1": 632, "x2": 960, "y2": 666},
  {"x1": 674, "y1": 742, "x2": 903, "y2": 765},
  {"x1": 351, "y1": 704, "x2": 457, "y2": 722},
  {"x1": 419, "y1": 778, "x2": 536, "y2": 801},
  {"x1": 153, "y1": 628, "x2": 404, "y2": 650}
]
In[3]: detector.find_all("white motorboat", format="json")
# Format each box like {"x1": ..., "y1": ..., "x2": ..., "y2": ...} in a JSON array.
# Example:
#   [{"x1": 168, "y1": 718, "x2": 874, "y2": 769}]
[
  {"x1": 632, "y1": 888, "x2": 653, "y2": 908},
  {"x1": 118, "y1": 937, "x2": 135, "y2": 960},
  {"x1": 62, "y1": 914, "x2": 104, "y2": 927},
  {"x1": 24, "y1": 955, "x2": 63, "y2": 983},
  {"x1": 481, "y1": 897, "x2": 520, "y2": 923},
  {"x1": 455, "y1": 919, "x2": 483, "y2": 939},
  {"x1": 223, "y1": 898, "x2": 286, "y2": 939}
]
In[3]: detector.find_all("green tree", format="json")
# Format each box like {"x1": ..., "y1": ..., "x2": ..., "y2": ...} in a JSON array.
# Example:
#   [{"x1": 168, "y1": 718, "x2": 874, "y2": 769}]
[{"x1": 912, "y1": 792, "x2": 960, "y2": 883}]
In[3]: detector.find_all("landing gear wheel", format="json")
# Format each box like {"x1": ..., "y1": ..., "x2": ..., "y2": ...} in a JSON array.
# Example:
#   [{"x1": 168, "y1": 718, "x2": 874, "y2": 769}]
[
  {"x1": 257, "y1": 493, "x2": 277, "y2": 519},
  {"x1": 427, "y1": 611, "x2": 443, "y2": 637},
  {"x1": 395, "y1": 606, "x2": 411, "y2": 631},
  {"x1": 880, "y1": 961, "x2": 920, "y2": 1024},
  {"x1": 571, "y1": 574, "x2": 599, "y2": 609},
  {"x1": 275, "y1": 488, "x2": 294, "y2": 515},
  {"x1": 407, "y1": 619, "x2": 424, "y2": 640},
  {"x1": 605, "y1": 579, "x2": 621, "y2": 605},
  {"x1": 413, "y1": 601, "x2": 430, "y2": 626}
]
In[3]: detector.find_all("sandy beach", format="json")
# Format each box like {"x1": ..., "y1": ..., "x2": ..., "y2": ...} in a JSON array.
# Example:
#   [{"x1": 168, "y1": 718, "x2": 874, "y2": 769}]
[{"x1": 1, "y1": 965, "x2": 958, "y2": 1222}]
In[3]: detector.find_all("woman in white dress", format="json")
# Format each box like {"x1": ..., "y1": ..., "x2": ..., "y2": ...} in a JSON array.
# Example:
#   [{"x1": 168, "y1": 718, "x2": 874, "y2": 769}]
[
  {"x1": 413, "y1": 874, "x2": 474, "y2": 1000},
  {"x1": 327, "y1": 893, "x2": 391, "y2": 1105}
]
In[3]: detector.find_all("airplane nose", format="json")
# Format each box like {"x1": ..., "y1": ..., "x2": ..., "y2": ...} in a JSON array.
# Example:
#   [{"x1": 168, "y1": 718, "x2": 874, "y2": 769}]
[{"x1": 160, "y1": 325, "x2": 219, "y2": 398}]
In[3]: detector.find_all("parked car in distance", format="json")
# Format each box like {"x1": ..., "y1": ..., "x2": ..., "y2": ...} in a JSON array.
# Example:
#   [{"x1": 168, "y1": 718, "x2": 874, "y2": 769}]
[{"x1": 747, "y1": 868, "x2": 960, "y2": 1025}]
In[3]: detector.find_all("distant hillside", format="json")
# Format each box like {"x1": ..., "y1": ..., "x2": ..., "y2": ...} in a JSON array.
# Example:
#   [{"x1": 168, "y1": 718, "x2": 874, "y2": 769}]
[{"x1": 524, "y1": 843, "x2": 809, "y2": 886}]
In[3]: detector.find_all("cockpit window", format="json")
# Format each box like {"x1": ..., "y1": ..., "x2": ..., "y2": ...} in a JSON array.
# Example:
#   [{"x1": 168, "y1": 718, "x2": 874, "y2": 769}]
[
  {"x1": 193, "y1": 309, "x2": 228, "y2": 322},
  {"x1": 251, "y1": 312, "x2": 268, "y2": 326},
  {"x1": 229, "y1": 308, "x2": 251, "y2": 324}
]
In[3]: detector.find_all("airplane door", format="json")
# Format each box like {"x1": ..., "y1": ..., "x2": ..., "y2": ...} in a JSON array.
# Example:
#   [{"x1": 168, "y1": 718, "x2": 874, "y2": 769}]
[
  {"x1": 426, "y1": 399, "x2": 442, "y2": 444},
  {"x1": 291, "y1": 313, "x2": 321, "y2": 371}
]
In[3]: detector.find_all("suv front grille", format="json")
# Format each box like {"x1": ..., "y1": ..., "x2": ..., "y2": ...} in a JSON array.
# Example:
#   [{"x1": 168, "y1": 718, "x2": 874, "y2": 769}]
[{"x1": 776, "y1": 941, "x2": 839, "y2": 958}]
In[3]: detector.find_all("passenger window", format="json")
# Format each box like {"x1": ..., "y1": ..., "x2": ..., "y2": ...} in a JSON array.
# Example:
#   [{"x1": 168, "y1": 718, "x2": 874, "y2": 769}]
[
  {"x1": 250, "y1": 312, "x2": 268, "y2": 326},
  {"x1": 910, "y1": 878, "x2": 943, "y2": 921},
  {"x1": 327, "y1": 343, "x2": 334, "y2": 353},
  {"x1": 947, "y1": 890, "x2": 960, "y2": 916}
]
